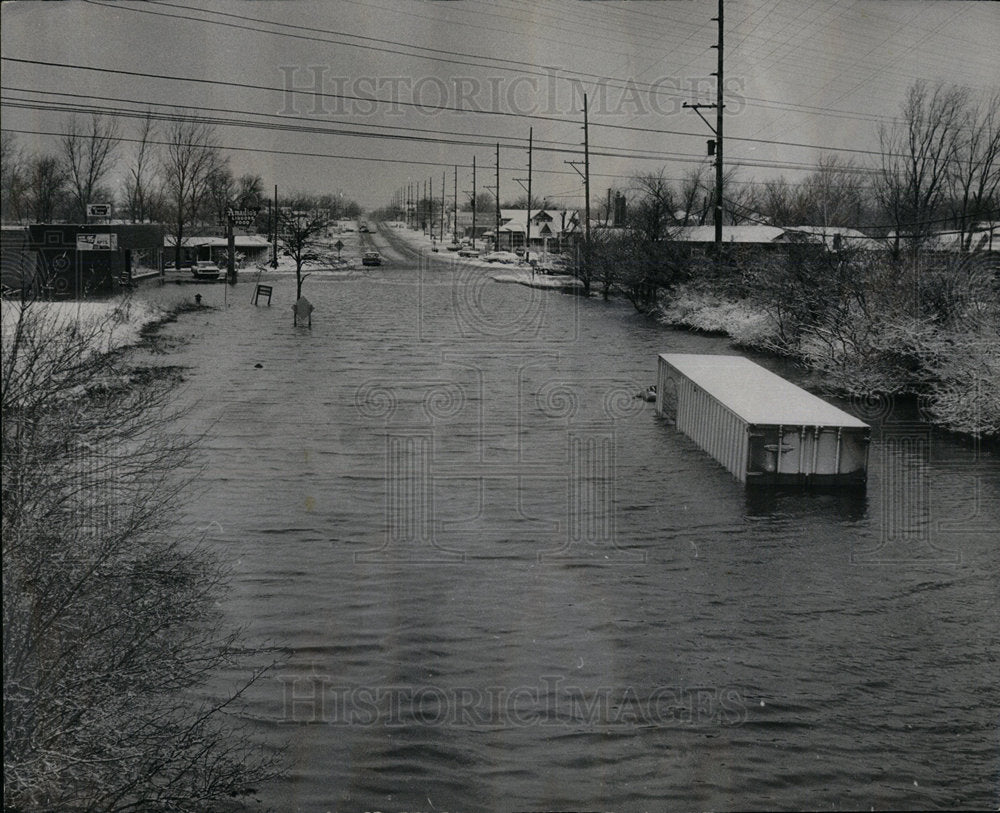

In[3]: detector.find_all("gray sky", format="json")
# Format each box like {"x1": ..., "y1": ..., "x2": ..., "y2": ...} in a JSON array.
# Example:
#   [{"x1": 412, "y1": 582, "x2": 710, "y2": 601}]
[{"x1": 2, "y1": 0, "x2": 998, "y2": 210}]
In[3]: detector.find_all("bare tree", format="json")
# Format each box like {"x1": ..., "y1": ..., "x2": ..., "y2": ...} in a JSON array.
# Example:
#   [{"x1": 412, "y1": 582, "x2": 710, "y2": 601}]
[
  {"x1": 677, "y1": 166, "x2": 710, "y2": 226},
  {"x1": 162, "y1": 117, "x2": 220, "y2": 269},
  {"x1": 1, "y1": 135, "x2": 29, "y2": 224},
  {"x1": 948, "y1": 90, "x2": 1000, "y2": 251},
  {"x1": 122, "y1": 111, "x2": 158, "y2": 223},
  {"x1": 719, "y1": 167, "x2": 757, "y2": 225},
  {"x1": 235, "y1": 173, "x2": 266, "y2": 232},
  {"x1": 876, "y1": 81, "x2": 968, "y2": 255},
  {"x1": 61, "y1": 114, "x2": 121, "y2": 222},
  {"x1": 2, "y1": 299, "x2": 279, "y2": 810},
  {"x1": 25, "y1": 155, "x2": 67, "y2": 222},
  {"x1": 756, "y1": 176, "x2": 803, "y2": 226},
  {"x1": 236, "y1": 173, "x2": 264, "y2": 205},
  {"x1": 630, "y1": 170, "x2": 676, "y2": 240},
  {"x1": 205, "y1": 161, "x2": 235, "y2": 229},
  {"x1": 798, "y1": 155, "x2": 871, "y2": 228},
  {"x1": 276, "y1": 198, "x2": 331, "y2": 298}
]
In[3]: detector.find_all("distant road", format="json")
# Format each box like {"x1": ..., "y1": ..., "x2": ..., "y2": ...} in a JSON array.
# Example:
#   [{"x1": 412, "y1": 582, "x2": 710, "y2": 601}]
[{"x1": 371, "y1": 222, "x2": 451, "y2": 269}]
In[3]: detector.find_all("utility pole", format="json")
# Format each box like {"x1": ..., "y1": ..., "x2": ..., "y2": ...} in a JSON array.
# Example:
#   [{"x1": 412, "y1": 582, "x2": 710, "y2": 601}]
[
  {"x1": 271, "y1": 184, "x2": 278, "y2": 267},
  {"x1": 453, "y1": 165, "x2": 458, "y2": 243},
  {"x1": 514, "y1": 128, "x2": 533, "y2": 262},
  {"x1": 429, "y1": 176, "x2": 434, "y2": 243},
  {"x1": 471, "y1": 155, "x2": 477, "y2": 249},
  {"x1": 441, "y1": 171, "x2": 445, "y2": 243},
  {"x1": 226, "y1": 207, "x2": 235, "y2": 283},
  {"x1": 564, "y1": 93, "x2": 591, "y2": 279},
  {"x1": 485, "y1": 144, "x2": 500, "y2": 252},
  {"x1": 683, "y1": 0, "x2": 724, "y2": 270},
  {"x1": 495, "y1": 143, "x2": 501, "y2": 251},
  {"x1": 583, "y1": 95, "x2": 590, "y2": 248},
  {"x1": 527, "y1": 128, "x2": 533, "y2": 261},
  {"x1": 714, "y1": 0, "x2": 724, "y2": 253}
]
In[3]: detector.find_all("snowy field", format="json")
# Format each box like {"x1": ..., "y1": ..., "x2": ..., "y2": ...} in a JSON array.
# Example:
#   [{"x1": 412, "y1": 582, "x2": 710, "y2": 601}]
[{"x1": 1, "y1": 291, "x2": 190, "y2": 356}]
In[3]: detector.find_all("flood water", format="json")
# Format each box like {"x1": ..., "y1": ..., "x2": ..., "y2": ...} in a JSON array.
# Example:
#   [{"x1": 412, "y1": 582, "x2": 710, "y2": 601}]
[{"x1": 147, "y1": 264, "x2": 998, "y2": 811}]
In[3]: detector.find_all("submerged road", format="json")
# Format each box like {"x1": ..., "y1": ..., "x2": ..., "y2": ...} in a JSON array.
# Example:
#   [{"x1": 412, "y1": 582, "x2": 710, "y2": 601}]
[{"x1": 146, "y1": 259, "x2": 999, "y2": 812}]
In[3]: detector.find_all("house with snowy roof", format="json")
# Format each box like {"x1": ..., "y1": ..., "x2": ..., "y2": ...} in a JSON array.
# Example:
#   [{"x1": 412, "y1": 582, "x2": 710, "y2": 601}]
[
  {"x1": 482, "y1": 209, "x2": 581, "y2": 251},
  {"x1": 164, "y1": 234, "x2": 272, "y2": 265}
]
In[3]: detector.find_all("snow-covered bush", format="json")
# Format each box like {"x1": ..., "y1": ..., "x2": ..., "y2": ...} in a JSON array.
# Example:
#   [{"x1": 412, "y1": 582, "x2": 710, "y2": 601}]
[{"x1": 3, "y1": 302, "x2": 278, "y2": 810}]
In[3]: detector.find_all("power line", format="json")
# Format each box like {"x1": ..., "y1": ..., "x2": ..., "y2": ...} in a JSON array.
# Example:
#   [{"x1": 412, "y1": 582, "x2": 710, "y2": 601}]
[
  {"x1": 79, "y1": 0, "x2": 978, "y2": 132},
  {"x1": 1, "y1": 85, "x2": 780, "y2": 165},
  {"x1": 3, "y1": 124, "x2": 879, "y2": 192},
  {"x1": 0, "y1": 57, "x2": 906, "y2": 160},
  {"x1": 5, "y1": 91, "x2": 885, "y2": 178}
]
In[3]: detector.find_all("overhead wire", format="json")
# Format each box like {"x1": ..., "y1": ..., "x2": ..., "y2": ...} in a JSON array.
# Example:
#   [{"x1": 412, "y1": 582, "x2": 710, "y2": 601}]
[
  {"x1": 79, "y1": 0, "x2": 962, "y2": 130},
  {"x1": 6, "y1": 92, "x2": 880, "y2": 177},
  {"x1": 0, "y1": 57, "x2": 905, "y2": 161}
]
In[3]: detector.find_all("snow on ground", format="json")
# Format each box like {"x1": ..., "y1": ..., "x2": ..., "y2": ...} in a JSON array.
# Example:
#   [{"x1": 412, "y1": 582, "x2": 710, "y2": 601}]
[
  {"x1": 488, "y1": 269, "x2": 581, "y2": 289},
  {"x1": 389, "y1": 224, "x2": 581, "y2": 288},
  {"x1": 248, "y1": 254, "x2": 359, "y2": 275},
  {"x1": 249, "y1": 220, "x2": 366, "y2": 274},
  {"x1": 656, "y1": 285, "x2": 775, "y2": 346},
  {"x1": 1, "y1": 292, "x2": 188, "y2": 355}
]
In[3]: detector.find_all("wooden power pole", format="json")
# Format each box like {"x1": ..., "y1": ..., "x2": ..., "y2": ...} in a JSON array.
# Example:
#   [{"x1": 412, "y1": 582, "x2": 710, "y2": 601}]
[{"x1": 684, "y1": 0, "x2": 724, "y2": 270}]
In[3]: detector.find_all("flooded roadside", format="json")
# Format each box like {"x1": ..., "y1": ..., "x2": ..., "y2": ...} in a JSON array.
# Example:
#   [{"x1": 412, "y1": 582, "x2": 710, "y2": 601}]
[{"x1": 136, "y1": 270, "x2": 998, "y2": 811}]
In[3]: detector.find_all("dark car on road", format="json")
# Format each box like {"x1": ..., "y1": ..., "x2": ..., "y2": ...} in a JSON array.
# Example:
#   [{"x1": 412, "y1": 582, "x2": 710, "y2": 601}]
[{"x1": 362, "y1": 251, "x2": 382, "y2": 266}]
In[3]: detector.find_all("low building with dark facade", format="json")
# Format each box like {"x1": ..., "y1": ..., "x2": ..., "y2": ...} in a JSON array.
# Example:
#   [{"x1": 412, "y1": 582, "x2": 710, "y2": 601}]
[{"x1": 10, "y1": 223, "x2": 166, "y2": 298}]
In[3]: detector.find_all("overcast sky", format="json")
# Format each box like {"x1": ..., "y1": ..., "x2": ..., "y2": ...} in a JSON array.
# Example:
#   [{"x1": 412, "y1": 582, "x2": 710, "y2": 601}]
[{"x1": 2, "y1": 0, "x2": 998, "y2": 210}]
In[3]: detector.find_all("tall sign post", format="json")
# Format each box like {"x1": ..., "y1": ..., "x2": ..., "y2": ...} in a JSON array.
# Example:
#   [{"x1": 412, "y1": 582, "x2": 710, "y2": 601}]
[
  {"x1": 226, "y1": 204, "x2": 259, "y2": 285},
  {"x1": 86, "y1": 203, "x2": 112, "y2": 224}
]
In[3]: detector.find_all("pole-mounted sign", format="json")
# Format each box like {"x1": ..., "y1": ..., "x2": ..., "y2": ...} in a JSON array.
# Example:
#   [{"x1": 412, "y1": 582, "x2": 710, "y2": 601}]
[
  {"x1": 86, "y1": 203, "x2": 112, "y2": 219},
  {"x1": 226, "y1": 207, "x2": 258, "y2": 229},
  {"x1": 225, "y1": 205, "x2": 260, "y2": 285}
]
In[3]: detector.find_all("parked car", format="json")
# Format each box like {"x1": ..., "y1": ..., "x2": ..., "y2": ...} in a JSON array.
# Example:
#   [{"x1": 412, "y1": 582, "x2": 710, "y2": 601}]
[
  {"x1": 457, "y1": 247, "x2": 481, "y2": 258},
  {"x1": 445, "y1": 242, "x2": 462, "y2": 251},
  {"x1": 191, "y1": 260, "x2": 221, "y2": 280},
  {"x1": 361, "y1": 251, "x2": 382, "y2": 266}
]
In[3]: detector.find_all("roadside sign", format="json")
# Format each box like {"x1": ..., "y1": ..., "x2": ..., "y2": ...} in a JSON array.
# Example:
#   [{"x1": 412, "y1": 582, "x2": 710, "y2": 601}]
[
  {"x1": 87, "y1": 203, "x2": 112, "y2": 218},
  {"x1": 76, "y1": 233, "x2": 118, "y2": 251},
  {"x1": 335, "y1": 240, "x2": 344, "y2": 250},
  {"x1": 227, "y1": 207, "x2": 259, "y2": 228}
]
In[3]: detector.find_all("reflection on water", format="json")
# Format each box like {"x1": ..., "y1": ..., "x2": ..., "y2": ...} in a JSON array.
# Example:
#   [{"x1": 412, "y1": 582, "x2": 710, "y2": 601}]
[
  {"x1": 743, "y1": 486, "x2": 869, "y2": 520},
  {"x1": 149, "y1": 270, "x2": 999, "y2": 812}
]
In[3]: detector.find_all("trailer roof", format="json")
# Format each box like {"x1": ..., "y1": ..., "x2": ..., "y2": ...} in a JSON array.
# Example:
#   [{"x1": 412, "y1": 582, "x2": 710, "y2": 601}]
[{"x1": 659, "y1": 354, "x2": 869, "y2": 428}]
